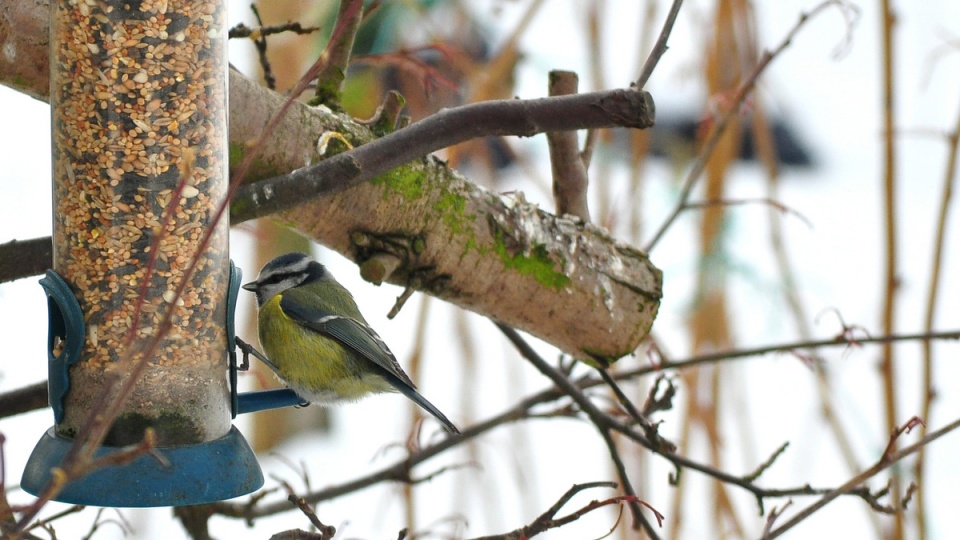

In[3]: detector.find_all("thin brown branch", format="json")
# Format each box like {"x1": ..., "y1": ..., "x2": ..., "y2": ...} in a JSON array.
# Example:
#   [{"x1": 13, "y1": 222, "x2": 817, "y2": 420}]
[
  {"x1": 227, "y1": 20, "x2": 320, "y2": 40},
  {"x1": 683, "y1": 197, "x2": 813, "y2": 228},
  {"x1": 233, "y1": 7, "x2": 318, "y2": 92},
  {"x1": 183, "y1": 325, "x2": 960, "y2": 531},
  {"x1": 493, "y1": 324, "x2": 660, "y2": 538},
  {"x1": 877, "y1": 0, "x2": 902, "y2": 536},
  {"x1": 235, "y1": 6, "x2": 271, "y2": 89},
  {"x1": 619, "y1": 329, "x2": 960, "y2": 380},
  {"x1": 469, "y1": 482, "x2": 647, "y2": 540},
  {"x1": 759, "y1": 501, "x2": 793, "y2": 540},
  {"x1": 312, "y1": 0, "x2": 363, "y2": 108},
  {"x1": 493, "y1": 323, "x2": 960, "y2": 520},
  {"x1": 0, "y1": 382, "x2": 47, "y2": 418},
  {"x1": 595, "y1": 368, "x2": 675, "y2": 453},
  {"x1": 595, "y1": 428, "x2": 651, "y2": 535},
  {"x1": 279, "y1": 481, "x2": 336, "y2": 539},
  {"x1": 0, "y1": 238, "x2": 51, "y2": 284},
  {"x1": 546, "y1": 70, "x2": 591, "y2": 221},
  {"x1": 636, "y1": 0, "x2": 684, "y2": 89},
  {"x1": 5, "y1": 328, "x2": 959, "y2": 422},
  {"x1": 230, "y1": 87, "x2": 655, "y2": 223},
  {"x1": 765, "y1": 415, "x2": 960, "y2": 539},
  {"x1": 229, "y1": 384, "x2": 543, "y2": 518},
  {"x1": 230, "y1": 15, "x2": 320, "y2": 44},
  {"x1": 744, "y1": 442, "x2": 790, "y2": 483},
  {"x1": 915, "y1": 93, "x2": 960, "y2": 540},
  {"x1": 754, "y1": 99, "x2": 882, "y2": 535},
  {"x1": 24, "y1": 505, "x2": 85, "y2": 533}
]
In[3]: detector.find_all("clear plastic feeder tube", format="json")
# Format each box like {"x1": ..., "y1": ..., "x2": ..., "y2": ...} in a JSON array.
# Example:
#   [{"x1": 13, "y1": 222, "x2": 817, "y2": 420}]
[{"x1": 51, "y1": 0, "x2": 230, "y2": 445}]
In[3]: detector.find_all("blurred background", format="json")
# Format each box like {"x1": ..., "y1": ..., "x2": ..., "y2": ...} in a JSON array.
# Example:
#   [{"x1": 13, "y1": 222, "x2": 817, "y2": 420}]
[{"x1": 2, "y1": 0, "x2": 960, "y2": 538}]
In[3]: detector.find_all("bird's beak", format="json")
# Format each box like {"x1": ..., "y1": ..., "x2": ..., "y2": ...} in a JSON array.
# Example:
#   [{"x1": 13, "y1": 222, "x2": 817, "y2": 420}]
[{"x1": 241, "y1": 282, "x2": 257, "y2": 292}]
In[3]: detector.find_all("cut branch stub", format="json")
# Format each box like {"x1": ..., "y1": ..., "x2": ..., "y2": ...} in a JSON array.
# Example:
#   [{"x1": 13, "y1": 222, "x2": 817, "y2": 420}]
[{"x1": 546, "y1": 70, "x2": 592, "y2": 221}]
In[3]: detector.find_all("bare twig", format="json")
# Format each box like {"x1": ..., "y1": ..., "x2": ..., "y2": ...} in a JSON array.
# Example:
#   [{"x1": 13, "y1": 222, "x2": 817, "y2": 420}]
[
  {"x1": 247, "y1": 5, "x2": 272, "y2": 81},
  {"x1": 595, "y1": 428, "x2": 649, "y2": 534},
  {"x1": 21, "y1": 505, "x2": 84, "y2": 533},
  {"x1": 877, "y1": 0, "x2": 902, "y2": 533},
  {"x1": 189, "y1": 326, "x2": 960, "y2": 530},
  {"x1": 914, "y1": 90, "x2": 960, "y2": 540},
  {"x1": 0, "y1": 382, "x2": 47, "y2": 418},
  {"x1": 636, "y1": 0, "x2": 685, "y2": 89},
  {"x1": 226, "y1": 7, "x2": 323, "y2": 92},
  {"x1": 765, "y1": 415, "x2": 960, "y2": 539},
  {"x1": 595, "y1": 368, "x2": 675, "y2": 453},
  {"x1": 278, "y1": 481, "x2": 336, "y2": 540},
  {"x1": 759, "y1": 501, "x2": 793, "y2": 540},
  {"x1": 235, "y1": 6, "x2": 269, "y2": 89},
  {"x1": 6, "y1": 328, "x2": 960, "y2": 422},
  {"x1": 469, "y1": 482, "x2": 655, "y2": 540},
  {"x1": 313, "y1": 0, "x2": 363, "y2": 108},
  {"x1": 618, "y1": 329, "x2": 960, "y2": 381},
  {"x1": 228, "y1": 20, "x2": 321, "y2": 40},
  {"x1": 495, "y1": 324, "x2": 661, "y2": 537},
  {"x1": 744, "y1": 442, "x2": 790, "y2": 483},
  {"x1": 682, "y1": 196, "x2": 813, "y2": 229},
  {"x1": 79, "y1": 508, "x2": 134, "y2": 540}
]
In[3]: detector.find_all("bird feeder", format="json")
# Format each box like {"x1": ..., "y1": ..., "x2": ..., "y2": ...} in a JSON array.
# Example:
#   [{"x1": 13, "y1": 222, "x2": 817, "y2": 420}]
[{"x1": 20, "y1": 0, "x2": 272, "y2": 507}]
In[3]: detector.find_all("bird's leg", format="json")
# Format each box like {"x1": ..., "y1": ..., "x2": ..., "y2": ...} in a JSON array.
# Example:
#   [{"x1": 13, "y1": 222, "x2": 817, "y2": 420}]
[{"x1": 235, "y1": 337, "x2": 270, "y2": 371}]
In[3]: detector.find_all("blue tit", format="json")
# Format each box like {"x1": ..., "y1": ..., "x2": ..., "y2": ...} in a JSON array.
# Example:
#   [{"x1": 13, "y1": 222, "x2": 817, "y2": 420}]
[{"x1": 242, "y1": 252, "x2": 459, "y2": 434}]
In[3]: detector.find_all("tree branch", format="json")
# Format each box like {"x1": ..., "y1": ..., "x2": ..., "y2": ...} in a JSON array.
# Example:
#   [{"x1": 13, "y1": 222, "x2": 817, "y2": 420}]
[
  {"x1": 636, "y1": 0, "x2": 685, "y2": 89},
  {"x1": 160, "y1": 326, "x2": 960, "y2": 531},
  {"x1": 229, "y1": 86, "x2": 654, "y2": 223},
  {"x1": 0, "y1": 238, "x2": 51, "y2": 284},
  {"x1": 765, "y1": 415, "x2": 960, "y2": 538},
  {"x1": 311, "y1": 0, "x2": 363, "y2": 108},
  {"x1": 5, "y1": 328, "x2": 959, "y2": 421},
  {"x1": 469, "y1": 482, "x2": 648, "y2": 540},
  {"x1": 546, "y1": 70, "x2": 592, "y2": 222}
]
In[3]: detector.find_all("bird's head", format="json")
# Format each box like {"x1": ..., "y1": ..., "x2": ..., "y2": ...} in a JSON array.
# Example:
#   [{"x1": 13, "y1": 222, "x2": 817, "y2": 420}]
[{"x1": 242, "y1": 252, "x2": 328, "y2": 306}]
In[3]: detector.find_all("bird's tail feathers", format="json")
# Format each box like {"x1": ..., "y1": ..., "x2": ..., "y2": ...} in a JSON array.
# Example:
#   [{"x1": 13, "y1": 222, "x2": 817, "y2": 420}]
[{"x1": 390, "y1": 380, "x2": 460, "y2": 435}]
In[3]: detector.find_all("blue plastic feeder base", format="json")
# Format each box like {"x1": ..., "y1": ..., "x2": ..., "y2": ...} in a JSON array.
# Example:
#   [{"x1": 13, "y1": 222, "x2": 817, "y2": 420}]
[{"x1": 21, "y1": 426, "x2": 264, "y2": 507}]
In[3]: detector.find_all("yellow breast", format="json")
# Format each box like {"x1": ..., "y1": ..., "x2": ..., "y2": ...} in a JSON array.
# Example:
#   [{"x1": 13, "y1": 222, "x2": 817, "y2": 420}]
[{"x1": 256, "y1": 294, "x2": 394, "y2": 402}]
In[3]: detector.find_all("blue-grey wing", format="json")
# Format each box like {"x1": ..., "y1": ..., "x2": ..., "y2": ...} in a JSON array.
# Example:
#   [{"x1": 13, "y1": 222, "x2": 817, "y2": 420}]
[
  {"x1": 279, "y1": 287, "x2": 460, "y2": 434},
  {"x1": 278, "y1": 289, "x2": 416, "y2": 388}
]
